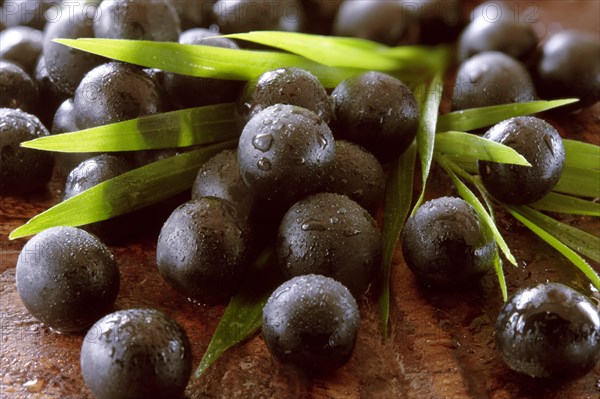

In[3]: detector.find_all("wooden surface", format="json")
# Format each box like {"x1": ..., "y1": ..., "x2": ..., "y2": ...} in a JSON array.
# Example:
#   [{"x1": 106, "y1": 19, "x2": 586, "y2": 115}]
[{"x1": 2, "y1": 2, "x2": 600, "y2": 398}]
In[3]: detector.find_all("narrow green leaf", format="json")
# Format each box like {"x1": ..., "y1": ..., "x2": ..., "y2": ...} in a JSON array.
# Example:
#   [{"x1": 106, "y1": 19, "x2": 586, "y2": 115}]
[
  {"x1": 436, "y1": 99, "x2": 579, "y2": 132},
  {"x1": 553, "y1": 167, "x2": 600, "y2": 198},
  {"x1": 54, "y1": 38, "x2": 363, "y2": 88},
  {"x1": 196, "y1": 248, "x2": 274, "y2": 378},
  {"x1": 224, "y1": 31, "x2": 403, "y2": 71},
  {"x1": 412, "y1": 69, "x2": 446, "y2": 214},
  {"x1": 509, "y1": 206, "x2": 600, "y2": 264},
  {"x1": 506, "y1": 207, "x2": 600, "y2": 291},
  {"x1": 531, "y1": 192, "x2": 600, "y2": 216},
  {"x1": 436, "y1": 155, "x2": 517, "y2": 266},
  {"x1": 563, "y1": 139, "x2": 600, "y2": 170},
  {"x1": 9, "y1": 141, "x2": 236, "y2": 239},
  {"x1": 493, "y1": 250, "x2": 508, "y2": 302},
  {"x1": 379, "y1": 143, "x2": 416, "y2": 339},
  {"x1": 435, "y1": 131, "x2": 531, "y2": 166},
  {"x1": 442, "y1": 154, "x2": 478, "y2": 174},
  {"x1": 22, "y1": 104, "x2": 238, "y2": 152}
]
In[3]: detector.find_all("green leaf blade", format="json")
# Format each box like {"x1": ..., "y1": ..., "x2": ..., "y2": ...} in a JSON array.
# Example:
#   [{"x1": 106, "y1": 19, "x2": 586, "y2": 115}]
[
  {"x1": 224, "y1": 31, "x2": 402, "y2": 71},
  {"x1": 412, "y1": 68, "x2": 446, "y2": 214},
  {"x1": 436, "y1": 99, "x2": 579, "y2": 132},
  {"x1": 54, "y1": 38, "x2": 362, "y2": 88},
  {"x1": 531, "y1": 192, "x2": 600, "y2": 216},
  {"x1": 379, "y1": 143, "x2": 416, "y2": 338},
  {"x1": 563, "y1": 139, "x2": 600, "y2": 170},
  {"x1": 506, "y1": 206, "x2": 600, "y2": 291},
  {"x1": 196, "y1": 248, "x2": 274, "y2": 378},
  {"x1": 9, "y1": 141, "x2": 236, "y2": 239},
  {"x1": 509, "y1": 206, "x2": 600, "y2": 264},
  {"x1": 436, "y1": 155, "x2": 517, "y2": 266},
  {"x1": 435, "y1": 131, "x2": 531, "y2": 166},
  {"x1": 553, "y1": 167, "x2": 600, "y2": 198},
  {"x1": 22, "y1": 104, "x2": 239, "y2": 152}
]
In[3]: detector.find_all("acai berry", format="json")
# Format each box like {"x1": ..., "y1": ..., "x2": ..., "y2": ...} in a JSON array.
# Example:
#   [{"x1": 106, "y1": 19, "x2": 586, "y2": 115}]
[
  {"x1": 452, "y1": 51, "x2": 536, "y2": 111},
  {"x1": 237, "y1": 104, "x2": 335, "y2": 206},
  {"x1": 262, "y1": 274, "x2": 360, "y2": 374},
  {"x1": 277, "y1": 193, "x2": 382, "y2": 296},
  {"x1": 0, "y1": 108, "x2": 53, "y2": 194},
  {"x1": 16, "y1": 226, "x2": 119, "y2": 333},
  {"x1": 495, "y1": 283, "x2": 600, "y2": 379},
  {"x1": 401, "y1": 197, "x2": 496, "y2": 287},
  {"x1": 478, "y1": 116, "x2": 565, "y2": 205},
  {"x1": 80, "y1": 308, "x2": 192, "y2": 399},
  {"x1": 331, "y1": 71, "x2": 419, "y2": 163},
  {"x1": 156, "y1": 197, "x2": 253, "y2": 304}
]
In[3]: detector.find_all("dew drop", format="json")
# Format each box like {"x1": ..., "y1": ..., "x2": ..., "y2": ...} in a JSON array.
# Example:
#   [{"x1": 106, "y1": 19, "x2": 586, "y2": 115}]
[
  {"x1": 316, "y1": 132, "x2": 328, "y2": 150},
  {"x1": 342, "y1": 229, "x2": 361, "y2": 237},
  {"x1": 257, "y1": 157, "x2": 272, "y2": 171},
  {"x1": 252, "y1": 133, "x2": 274, "y2": 152},
  {"x1": 301, "y1": 220, "x2": 327, "y2": 231}
]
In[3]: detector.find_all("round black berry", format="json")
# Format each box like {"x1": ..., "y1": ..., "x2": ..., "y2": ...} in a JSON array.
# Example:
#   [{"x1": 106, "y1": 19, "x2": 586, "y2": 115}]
[
  {"x1": 156, "y1": 197, "x2": 253, "y2": 304},
  {"x1": 277, "y1": 193, "x2": 382, "y2": 296},
  {"x1": 73, "y1": 62, "x2": 163, "y2": 129},
  {"x1": 192, "y1": 148, "x2": 256, "y2": 220},
  {"x1": 237, "y1": 104, "x2": 335, "y2": 206},
  {"x1": 0, "y1": 108, "x2": 53, "y2": 194},
  {"x1": 534, "y1": 30, "x2": 600, "y2": 109},
  {"x1": 42, "y1": 2, "x2": 103, "y2": 97},
  {"x1": 94, "y1": 0, "x2": 181, "y2": 42},
  {"x1": 452, "y1": 51, "x2": 536, "y2": 111},
  {"x1": 0, "y1": 26, "x2": 43, "y2": 75},
  {"x1": 333, "y1": 0, "x2": 407, "y2": 46},
  {"x1": 237, "y1": 67, "x2": 332, "y2": 126},
  {"x1": 331, "y1": 71, "x2": 419, "y2": 163},
  {"x1": 324, "y1": 140, "x2": 385, "y2": 212},
  {"x1": 80, "y1": 308, "x2": 192, "y2": 399},
  {"x1": 457, "y1": 14, "x2": 538, "y2": 63},
  {"x1": 478, "y1": 116, "x2": 565, "y2": 205},
  {"x1": 262, "y1": 274, "x2": 360, "y2": 374},
  {"x1": 15, "y1": 226, "x2": 119, "y2": 333},
  {"x1": 401, "y1": 196, "x2": 496, "y2": 287},
  {"x1": 213, "y1": 0, "x2": 305, "y2": 34},
  {"x1": 0, "y1": 60, "x2": 38, "y2": 113},
  {"x1": 495, "y1": 283, "x2": 600, "y2": 379}
]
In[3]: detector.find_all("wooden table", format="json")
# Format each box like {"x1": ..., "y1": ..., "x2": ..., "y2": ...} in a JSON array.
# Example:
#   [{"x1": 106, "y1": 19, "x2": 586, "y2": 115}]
[{"x1": 2, "y1": 2, "x2": 599, "y2": 398}]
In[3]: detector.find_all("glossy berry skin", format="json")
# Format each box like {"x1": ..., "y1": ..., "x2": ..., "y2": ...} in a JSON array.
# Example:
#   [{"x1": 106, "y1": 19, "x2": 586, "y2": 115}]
[
  {"x1": 156, "y1": 197, "x2": 253, "y2": 304},
  {"x1": 192, "y1": 149, "x2": 256, "y2": 220},
  {"x1": 73, "y1": 62, "x2": 163, "y2": 129},
  {"x1": 0, "y1": 108, "x2": 53, "y2": 194},
  {"x1": 457, "y1": 15, "x2": 538, "y2": 63},
  {"x1": 80, "y1": 308, "x2": 192, "y2": 399},
  {"x1": 333, "y1": 0, "x2": 406, "y2": 46},
  {"x1": 63, "y1": 154, "x2": 134, "y2": 244},
  {"x1": 534, "y1": 30, "x2": 600, "y2": 109},
  {"x1": 331, "y1": 71, "x2": 419, "y2": 163},
  {"x1": 452, "y1": 51, "x2": 536, "y2": 111},
  {"x1": 238, "y1": 104, "x2": 335, "y2": 206},
  {"x1": 262, "y1": 274, "x2": 360, "y2": 374},
  {"x1": 94, "y1": 0, "x2": 181, "y2": 42},
  {"x1": 478, "y1": 116, "x2": 565, "y2": 205},
  {"x1": 495, "y1": 283, "x2": 600, "y2": 379},
  {"x1": 238, "y1": 67, "x2": 332, "y2": 126},
  {"x1": 16, "y1": 226, "x2": 119, "y2": 333},
  {"x1": 213, "y1": 0, "x2": 304, "y2": 34},
  {"x1": 0, "y1": 26, "x2": 44, "y2": 75},
  {"x1": 399, "y1": 0, "x2": 464, "y2": 45},
  {"x1": 0, "y1": 60, "x2": 38, "y2": 113},
  {"x1": 277, "y1": 193, "x2": 382, "y2": 296},
  {"x1": 43, "y1": 2, "x2": 103, "y2": 97},
  {"x1": 401, "y1": 197, "x2": 496, "y2": 288},
  {"x1": 324, "y1": 140, "x2": 385, "y2": 213}
]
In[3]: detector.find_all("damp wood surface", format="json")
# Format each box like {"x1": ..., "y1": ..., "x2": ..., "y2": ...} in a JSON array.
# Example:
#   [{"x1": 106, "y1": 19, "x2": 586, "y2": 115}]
[{"x1": 2, "y1": 2, "x2": 600, "y2": 398}]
